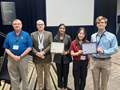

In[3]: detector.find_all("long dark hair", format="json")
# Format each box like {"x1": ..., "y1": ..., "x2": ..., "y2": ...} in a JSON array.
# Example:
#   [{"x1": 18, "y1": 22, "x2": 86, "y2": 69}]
[
  {"x1": 55, "y1": 23, "x2": 66, "y2": 40},
  {"x1": 75, "y1": 27, "x2": 87, "y2": 47}
]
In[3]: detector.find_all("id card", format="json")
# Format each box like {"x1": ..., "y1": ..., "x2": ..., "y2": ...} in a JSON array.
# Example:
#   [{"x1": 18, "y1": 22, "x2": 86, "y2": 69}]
[
  {"x1": 13, "y1": 45, "x2": 19, "y2": 50},
  {"x1": 80, "y1": 56, "x2": 86, "y2": 60}
]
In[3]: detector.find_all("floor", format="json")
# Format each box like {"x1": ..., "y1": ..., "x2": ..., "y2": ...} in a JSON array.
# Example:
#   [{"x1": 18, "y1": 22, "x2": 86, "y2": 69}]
[
  {"x1": 67, "y1": 47, "x2": 120, "y2": 90},
  {"x1": 1, "y1": 47, "x2": 120, "y2": 90}
]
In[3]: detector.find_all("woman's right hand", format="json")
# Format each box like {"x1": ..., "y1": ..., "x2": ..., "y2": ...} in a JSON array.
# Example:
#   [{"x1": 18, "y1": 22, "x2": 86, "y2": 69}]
[{"x1": 77, "y1": 50, "x2": 83, "y2": 56}]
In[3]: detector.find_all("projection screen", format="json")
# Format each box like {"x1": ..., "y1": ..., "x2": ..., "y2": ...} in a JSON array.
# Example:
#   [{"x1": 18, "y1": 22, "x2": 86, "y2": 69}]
[{"x1": 46, "y1": 0, "x2": 94, "y2": 26}]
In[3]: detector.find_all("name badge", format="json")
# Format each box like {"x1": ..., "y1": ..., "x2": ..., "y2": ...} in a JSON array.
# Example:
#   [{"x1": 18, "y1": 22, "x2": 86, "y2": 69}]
[
  {"x1": 38, "y1": 44, "x2": 44, "y2": 50},
  {"x1": 80, "y1": 56, "x2": 86, "y2": 60},
  {"x1": 13, "y1": 45, "x2": 19, "y2": 50}
]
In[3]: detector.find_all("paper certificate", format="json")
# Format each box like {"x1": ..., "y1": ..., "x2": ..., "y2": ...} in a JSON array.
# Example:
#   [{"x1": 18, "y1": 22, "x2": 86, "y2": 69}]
[
  {"x1": 81, "y1": 42, "x2": 97, "y2": 55},
  {"x1": 51, "y1": 42, "x2": 64, "y2": 54}
]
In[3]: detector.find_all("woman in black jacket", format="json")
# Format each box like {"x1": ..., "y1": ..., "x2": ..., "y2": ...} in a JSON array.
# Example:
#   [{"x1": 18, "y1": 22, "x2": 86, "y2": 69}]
[{"x1": 53, "y1": 23, "x2": 72, "y2": 90}]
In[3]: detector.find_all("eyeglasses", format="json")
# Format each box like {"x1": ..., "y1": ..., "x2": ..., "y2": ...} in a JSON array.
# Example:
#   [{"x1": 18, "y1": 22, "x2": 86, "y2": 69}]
[{"x1": 37, "y1": 24, "x2": 44, "y2": 26}]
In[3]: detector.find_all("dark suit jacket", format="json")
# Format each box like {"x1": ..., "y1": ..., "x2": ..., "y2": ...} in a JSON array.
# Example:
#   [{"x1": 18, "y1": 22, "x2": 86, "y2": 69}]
[
  {"x1": 53, "y1": 34, "x2": 72, "y2": 64},
  {"x1": 31, "y1": 31, "x2": 53, "y2": 63}
]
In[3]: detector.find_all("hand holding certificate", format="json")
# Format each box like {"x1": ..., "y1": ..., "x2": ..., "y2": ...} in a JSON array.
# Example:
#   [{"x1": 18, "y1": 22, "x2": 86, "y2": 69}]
[
  {"x1": 81, "y1": 42, "x2": 97, "y2": 55},
  {"x1": 51, "y1": 42, "x2": 64, "y2": 54}
]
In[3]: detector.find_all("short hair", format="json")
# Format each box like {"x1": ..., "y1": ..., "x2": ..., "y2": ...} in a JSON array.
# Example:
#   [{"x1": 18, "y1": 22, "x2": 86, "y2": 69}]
[
  {"x1": 12, "y1": 19, "x2": 22, "y2": 24},
  {"x1": 36, "y1": 20, "x2": 44, "y2": 25},
  {"x1": 95, "y1": 16, "x2": 108, "y2": 24}
]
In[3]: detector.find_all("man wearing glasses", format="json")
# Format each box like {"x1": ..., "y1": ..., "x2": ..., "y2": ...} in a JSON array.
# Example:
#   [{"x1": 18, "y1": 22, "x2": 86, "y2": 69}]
[{"x1": 31, "y1": 20, "x2": 53, "y2": 90}]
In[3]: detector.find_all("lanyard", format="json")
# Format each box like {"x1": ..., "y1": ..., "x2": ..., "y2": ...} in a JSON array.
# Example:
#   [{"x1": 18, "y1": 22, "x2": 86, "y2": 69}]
[
  {"x1": 14, "y1": 31, "x2": 22, "y2": 44},
  {"x1": 39, "y1": 34, "x2": 43, "y2": 43},
  {"x1": 78, "y1": 42, "x2": 82, "y2": 50},
  {"x1": 96, "y1": 31, "x2": 106, "y2": 46},
  {"x1": 15, "y1": 37, "x2": 18, "y2": 43},
  {"x1": 14, "y1": 34, "x2": 22, "y2": 44}
]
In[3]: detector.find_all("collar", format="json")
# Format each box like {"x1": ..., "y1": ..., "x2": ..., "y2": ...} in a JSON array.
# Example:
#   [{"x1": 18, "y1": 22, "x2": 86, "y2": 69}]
[
  {"x1": 14, "y1": 30, "x2": 22, "y2": 36},
  {"x1": 38, "y1": 30, "x2": 44, "y2": 35},
  {"x1": 96, "y1": 30, "x2": 107, "y2": 36}
]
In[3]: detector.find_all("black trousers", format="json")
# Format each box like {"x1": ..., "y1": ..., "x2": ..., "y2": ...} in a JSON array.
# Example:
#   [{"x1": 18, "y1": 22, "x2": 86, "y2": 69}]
[
  {"x1": 73, "y1": 60, "x2": 88, "y2": 90},
  {"x1": 56, "y1": 63, "x2": 69, "y2": 88}
]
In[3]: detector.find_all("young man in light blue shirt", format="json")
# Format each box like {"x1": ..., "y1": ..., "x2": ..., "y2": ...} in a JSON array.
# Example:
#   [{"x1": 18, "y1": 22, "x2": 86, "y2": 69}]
[{"x1": 90, "y1": 16, "x2": 118, "y2": 90}]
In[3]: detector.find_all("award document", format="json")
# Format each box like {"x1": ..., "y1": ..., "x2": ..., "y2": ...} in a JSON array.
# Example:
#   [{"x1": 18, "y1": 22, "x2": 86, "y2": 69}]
[
  {"x1": 51, "y1": 42, "x2": 64, "y2": 53},
  {"x1": 81, "y1": 42, "x2": 97, "y2": 55}
]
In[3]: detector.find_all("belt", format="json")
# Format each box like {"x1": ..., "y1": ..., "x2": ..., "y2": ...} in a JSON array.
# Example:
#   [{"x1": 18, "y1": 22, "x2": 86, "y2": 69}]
[{"x1": 93, "y1": 57, "x2": 111, "y2": 60}]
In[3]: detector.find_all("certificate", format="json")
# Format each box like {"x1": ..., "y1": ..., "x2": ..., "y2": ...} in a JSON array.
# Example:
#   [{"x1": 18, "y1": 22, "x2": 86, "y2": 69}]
[
  {"x1": 81, "y1": 42, "x2": 97, "y2": 55},
  {"x1": 51, "y1": 42, "x2": 64, "y2": 53}
]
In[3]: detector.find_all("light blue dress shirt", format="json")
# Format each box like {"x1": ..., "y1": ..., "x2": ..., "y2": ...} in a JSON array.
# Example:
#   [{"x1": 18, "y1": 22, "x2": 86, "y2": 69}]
[{"x1": 91, "y1": 31, "x2": 118, "y2": 58}]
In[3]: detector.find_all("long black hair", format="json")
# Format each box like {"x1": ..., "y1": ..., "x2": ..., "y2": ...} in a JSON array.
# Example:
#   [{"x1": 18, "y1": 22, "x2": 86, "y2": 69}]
[
  {"x1": 75, "y1": 27, "x2": 87, "y2": 47},
  {"x1": 55, "y1": 23, "x2": 66, "y2": 40}
]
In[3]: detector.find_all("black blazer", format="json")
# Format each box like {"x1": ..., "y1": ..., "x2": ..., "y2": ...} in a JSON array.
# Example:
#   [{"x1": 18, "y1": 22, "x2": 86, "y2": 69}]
[{"x1": 53, "y1": 34, "x2": 72, "y2": 64}]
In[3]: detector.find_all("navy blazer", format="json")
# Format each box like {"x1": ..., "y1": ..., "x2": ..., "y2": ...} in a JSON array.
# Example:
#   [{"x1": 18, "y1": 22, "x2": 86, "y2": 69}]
[{"x1": 53, "y1": 34, "x2": 72, "y2": 64}]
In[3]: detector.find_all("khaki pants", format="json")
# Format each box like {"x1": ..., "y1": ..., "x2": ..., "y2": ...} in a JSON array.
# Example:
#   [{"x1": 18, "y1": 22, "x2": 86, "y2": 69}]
[
  {"x1": 7, "y1": 55, "x2": 28, "y2": 90},
  {"x1": 35, "y1": 61, "x2": 51, "y2": 90},
  {"x1": 90, "y1": 58, "x2": 111, "y2": 90}
]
